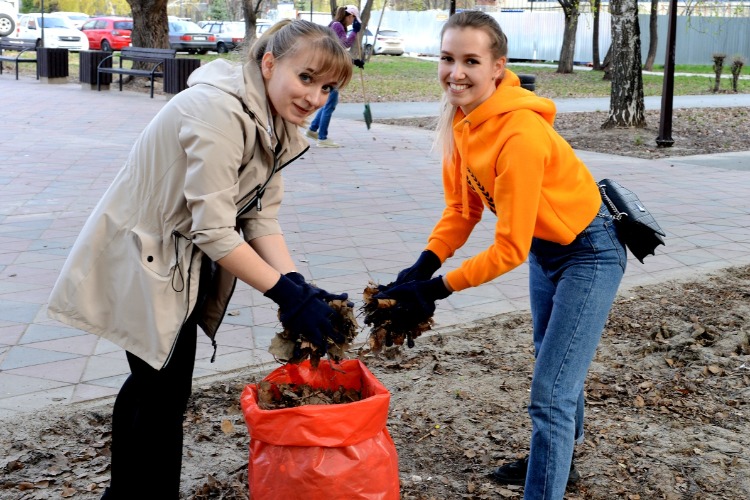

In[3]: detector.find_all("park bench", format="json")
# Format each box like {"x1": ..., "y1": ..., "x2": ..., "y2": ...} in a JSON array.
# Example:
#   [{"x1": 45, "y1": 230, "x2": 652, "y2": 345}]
[
  {"x1": 0, "y1": 38, "x2": 39, "y2": 80},
  {"x1": 97, "y1": 46, "x2": 176, "y2": 98}
]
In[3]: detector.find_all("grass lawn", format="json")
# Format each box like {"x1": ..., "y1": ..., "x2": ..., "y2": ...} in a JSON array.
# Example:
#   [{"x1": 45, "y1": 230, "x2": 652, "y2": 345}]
[{"x1": 23, "y1": 51, "x2": 749, "y2": 102}]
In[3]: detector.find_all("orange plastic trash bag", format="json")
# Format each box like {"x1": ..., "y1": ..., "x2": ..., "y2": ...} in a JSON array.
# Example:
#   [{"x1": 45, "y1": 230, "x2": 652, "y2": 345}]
[{"x1": 240, "y1": 359, "x2": 400, "y2": 499}]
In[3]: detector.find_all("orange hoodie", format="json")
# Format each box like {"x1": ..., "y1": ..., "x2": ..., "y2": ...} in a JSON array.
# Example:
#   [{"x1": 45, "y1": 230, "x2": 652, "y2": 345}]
[{"x1": 425, "y1": 70, "x2": 602, "y2": 292}]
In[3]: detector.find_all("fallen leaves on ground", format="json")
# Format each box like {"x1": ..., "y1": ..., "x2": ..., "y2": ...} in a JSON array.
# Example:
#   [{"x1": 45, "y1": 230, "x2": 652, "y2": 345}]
[{"x1": 1, "y1": 266, "x2": 748, "y2": 499}]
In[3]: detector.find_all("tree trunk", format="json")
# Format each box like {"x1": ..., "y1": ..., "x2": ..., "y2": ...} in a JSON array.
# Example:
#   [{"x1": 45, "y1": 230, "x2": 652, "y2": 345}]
[
  {"x1": 358, "y1": 0, "x2": 377, "y2": 59},
  {"x1": 603, "y1": 0, "x2": 646, "y2": 129},
  {"x1": 591, "y1": 0, "x2": 601, "y2": 70},
  {"x1": 127, "y1": 0, "x2": 169, "y2": 49},
  {"x1": 643, "y1": 0, "x2": 658, "y2": 71},
  {"x1": 556, "y1": 1, "x2": 580, "y2": 74},
  {"x1": 600, "y1": 45, "x2": 612, "y2": 80},
  {"x1": 242, "y1": 0, "x2": 258, "y2": 43}
]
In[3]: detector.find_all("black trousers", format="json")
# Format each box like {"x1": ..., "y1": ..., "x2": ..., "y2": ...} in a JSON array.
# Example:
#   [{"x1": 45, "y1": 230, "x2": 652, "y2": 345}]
[{"x1": 102, "y1": 316, "x2": 198, "y2": 500}]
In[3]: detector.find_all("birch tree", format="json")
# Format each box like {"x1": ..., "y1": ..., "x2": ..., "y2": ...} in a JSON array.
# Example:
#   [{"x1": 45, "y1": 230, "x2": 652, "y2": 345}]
[{"x1": 602, "y1": 0, "x2": 645, "y2": 128}]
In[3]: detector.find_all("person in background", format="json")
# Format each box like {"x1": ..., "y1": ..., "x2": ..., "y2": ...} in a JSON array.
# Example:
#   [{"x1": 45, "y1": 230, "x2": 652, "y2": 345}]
[
  {"x1": 306, "y1": 4, "x2": 364, "y2": 148},
  {"x1": 376, "y1": 11, "x2": 626, "y2": 500},
  {"x1": 47, "y1": 19, "x2": 353, "y2": 500}
]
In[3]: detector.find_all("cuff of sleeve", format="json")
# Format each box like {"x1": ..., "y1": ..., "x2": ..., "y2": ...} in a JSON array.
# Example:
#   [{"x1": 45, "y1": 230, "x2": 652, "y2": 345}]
[
  {"x1": 445, "y1": 269, "x2": 471, "y2": 292},
  {"x1": 425, "y1": 239, "x2": 453, "y2": 263},
  {"x1": 196, "y1": 233, "x2": 245, "y2": 262}
]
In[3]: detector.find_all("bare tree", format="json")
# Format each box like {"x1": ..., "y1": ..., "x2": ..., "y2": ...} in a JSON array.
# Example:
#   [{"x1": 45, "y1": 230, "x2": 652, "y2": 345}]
[
  {"x1": 643, "y1": 0, "x2": 659, "y2": 71},
  {"x1": 127, "y1": 0, "x2": 169, "y2": 49},
  {"x1": 326, "y1": 0, "x2": 337, "y2": 16},
  {"x1": 591, "y1": 0, "x2": 602, "y2": 70},
  {"x1": 603, "y1": 0, "x2": 646, "y2": 128},
  {"x1": 241, "y1": 0, "x2": 262, "y2": 42},
  {"x1": 556, "y1": 0, "x2": 581, "y2": 73}
]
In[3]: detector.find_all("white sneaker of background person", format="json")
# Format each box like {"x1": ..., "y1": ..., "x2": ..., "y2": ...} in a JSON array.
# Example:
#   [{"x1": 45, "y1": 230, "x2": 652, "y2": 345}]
[{"x1": 317, "y1": 138, "x2": 342, "y2": 148}]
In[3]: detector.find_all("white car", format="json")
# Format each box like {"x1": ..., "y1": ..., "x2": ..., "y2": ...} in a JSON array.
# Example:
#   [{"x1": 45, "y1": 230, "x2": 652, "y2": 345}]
[
  {"x1": 0, "y1": 0, "x2": 17, "y2": 37},
  {"x1": 55, "y1": 11, "x2": 90, "y2": 29},
  {"x1": 14, "y1": 13, "x2": 89, "y2": 51},
  {"x1": 362, "y1": 27, "x2": 404, "y2": 57}
]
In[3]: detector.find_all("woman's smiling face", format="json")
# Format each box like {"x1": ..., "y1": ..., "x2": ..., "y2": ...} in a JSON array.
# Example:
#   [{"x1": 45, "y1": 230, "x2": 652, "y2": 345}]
[
  {"x1": 262, "y1": 48, "x2": 341, "y2": 126},
  {"x1": 439, "y1": 27, "x2": 506, "y2": 115}
]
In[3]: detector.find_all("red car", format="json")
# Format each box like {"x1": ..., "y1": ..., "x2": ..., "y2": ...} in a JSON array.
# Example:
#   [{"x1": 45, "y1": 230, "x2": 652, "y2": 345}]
[{"x1": 80, "y1": 16, "x2": 133, "y2": 52}]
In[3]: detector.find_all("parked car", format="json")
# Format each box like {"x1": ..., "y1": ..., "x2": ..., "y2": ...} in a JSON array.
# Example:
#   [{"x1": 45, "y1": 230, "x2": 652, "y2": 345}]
[
  {"x1": 255, "y1": 18, "x2": 272, "y2": 35},
  {"x1": 55, "y1": 11, "x2": 90, "y2": 29},
  {"x1": 14, "y1": 13, "x2": 89, "y2": 51},
  {"x1": 202, "y1": 20, "x2": 246, "y2": 53},
  {"x1": 0, "y1": 0, "x2": 17, "y2": 37},
  {"x1": 80, "y1": 16, "x2": 132, "y2": 52},
  {"x1": 362, "y1": 27, "x2": 404, "y2": 57},
  {"x1": 168, "y1": 19, "x2": 215, "y2": 54}
]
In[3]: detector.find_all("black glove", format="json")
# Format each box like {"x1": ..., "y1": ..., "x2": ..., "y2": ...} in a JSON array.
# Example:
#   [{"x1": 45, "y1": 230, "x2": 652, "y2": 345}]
[
  {"x1": 285, "y1": 271, "x2": 350, "y2": 304},
  {"x1": 264, "y1": 275, "x2": 344, "y2": 352},
  {"x1": 395, "y1": 250, "x2": 441, "y2": 285},
  {"x1": 374, "y1": 276, "x2": 452, "y2": 324},
  {"x1": 352, "y1": 19, "x2": 361, "y2": 33},
  {"x1": 352, "y1": 58, "x2": 365, "y2": 70}
]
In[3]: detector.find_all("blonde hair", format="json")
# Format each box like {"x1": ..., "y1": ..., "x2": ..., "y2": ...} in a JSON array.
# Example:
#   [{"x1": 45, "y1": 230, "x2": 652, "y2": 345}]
[
  {"x1": 434, "y1": 12, "x2": 509, "y2": 159},
  {"x1": 250, "y1": 19, "x2": 353, "y2": 90}
]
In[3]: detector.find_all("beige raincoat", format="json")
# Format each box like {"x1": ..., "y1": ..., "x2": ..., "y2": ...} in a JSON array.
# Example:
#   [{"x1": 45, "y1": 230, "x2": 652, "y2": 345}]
[{"x1": 48, "y1": 59, "x2": 309, "y2": 369}]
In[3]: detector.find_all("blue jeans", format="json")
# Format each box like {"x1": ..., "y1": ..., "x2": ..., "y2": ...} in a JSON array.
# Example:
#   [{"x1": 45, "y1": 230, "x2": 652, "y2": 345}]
[
  {"x1": 525, "y1": 205, "x2": 626, "y2": 499},
  {"x1": 309, "y1": 88, "x2": 339, "y2": 140}
]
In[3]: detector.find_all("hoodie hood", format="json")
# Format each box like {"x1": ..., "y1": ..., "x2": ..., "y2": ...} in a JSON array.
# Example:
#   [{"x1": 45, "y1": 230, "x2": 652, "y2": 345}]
[
  {"x1": 451, "y1": 69, "x2": 558, "y2": 218},
  {"x1": 459, "y1": 69, "x2": 557, "y2": 128}
]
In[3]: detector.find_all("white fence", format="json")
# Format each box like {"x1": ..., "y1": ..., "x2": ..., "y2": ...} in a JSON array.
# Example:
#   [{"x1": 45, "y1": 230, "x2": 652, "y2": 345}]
[{"x1": 365, "y1": 9, "x2": 749, "y2": 65}]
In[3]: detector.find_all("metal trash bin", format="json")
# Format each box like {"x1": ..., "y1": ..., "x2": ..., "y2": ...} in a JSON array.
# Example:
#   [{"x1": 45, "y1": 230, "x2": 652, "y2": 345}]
[
  {"x1": 79, "y1": 50, "x2": 112, "y2": 90},
  {"x1": 38, "y1": 47, "x2": 69, "y2": 83},
  {"x1": 164, "y1": 58, "x2": 201, "y2": 96}
]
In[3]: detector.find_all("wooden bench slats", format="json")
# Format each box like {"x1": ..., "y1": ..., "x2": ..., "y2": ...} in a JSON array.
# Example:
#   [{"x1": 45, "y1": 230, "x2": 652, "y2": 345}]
[{"x1": 97, "y1": 47, "x2": 177, "y2": 98}]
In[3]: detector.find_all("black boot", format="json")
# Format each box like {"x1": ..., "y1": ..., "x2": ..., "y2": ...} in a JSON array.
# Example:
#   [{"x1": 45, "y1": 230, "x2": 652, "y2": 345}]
[{"x1": 489, "y1": 455, "x2": 580, "y2": 486}]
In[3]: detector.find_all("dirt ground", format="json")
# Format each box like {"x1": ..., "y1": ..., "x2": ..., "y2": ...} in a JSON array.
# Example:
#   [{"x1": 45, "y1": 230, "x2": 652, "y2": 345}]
[
  {"x1": 1, "y1": 104, "x2": 749, "y2": 499},
  {"x1": 2, "y1": 264, "x2": 749, "y2": 500},
  {"x1": 379, "y1": 107, "x2": 750, "y2": 160}
]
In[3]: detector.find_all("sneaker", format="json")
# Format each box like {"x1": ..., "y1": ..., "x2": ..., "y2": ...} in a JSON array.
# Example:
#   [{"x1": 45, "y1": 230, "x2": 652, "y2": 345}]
[
  {"x1": 305, "y1": 129, "x2": 318, "y2": 140},
  {"x1": 489, "y1": 455, "x2": 580, "y2": 486},
  {"x1": 317, "y1": 139, "x2": 341, "y2": 148}
]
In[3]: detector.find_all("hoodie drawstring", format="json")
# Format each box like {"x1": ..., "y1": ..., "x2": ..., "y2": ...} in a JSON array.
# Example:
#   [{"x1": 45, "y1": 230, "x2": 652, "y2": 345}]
[{"x1": 452, "y1": 120, "x2": 472, "y2": 219}]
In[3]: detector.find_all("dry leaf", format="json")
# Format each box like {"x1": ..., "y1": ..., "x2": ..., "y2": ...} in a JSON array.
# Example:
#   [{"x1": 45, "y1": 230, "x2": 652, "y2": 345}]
[{"x1": 220, "y1": 419, "x2": 234, "y2": 434}]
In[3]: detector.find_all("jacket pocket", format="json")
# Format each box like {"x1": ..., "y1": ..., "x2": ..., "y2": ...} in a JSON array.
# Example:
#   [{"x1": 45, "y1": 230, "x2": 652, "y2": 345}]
[{"x1": 131, "y1": 225, "x2": 192, "y2": 280}]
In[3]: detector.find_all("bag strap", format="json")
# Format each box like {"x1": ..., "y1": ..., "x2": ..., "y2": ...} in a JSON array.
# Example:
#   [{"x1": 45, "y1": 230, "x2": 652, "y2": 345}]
[{"x1": 598, "y1": 183, "x2": 627, "y2": 221}]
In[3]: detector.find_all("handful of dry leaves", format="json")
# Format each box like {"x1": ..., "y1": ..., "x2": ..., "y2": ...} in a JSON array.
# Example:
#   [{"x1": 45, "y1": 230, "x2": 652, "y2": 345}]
[
  {"x1": 256, "y1": 380, "x2": 362, "y2": 409},
  {"x1": 268, "y1": 297, "x2": 359, "y2": 368},
  {"x1": 362, "y1": 281, "x2": 434, "y2": 352}
]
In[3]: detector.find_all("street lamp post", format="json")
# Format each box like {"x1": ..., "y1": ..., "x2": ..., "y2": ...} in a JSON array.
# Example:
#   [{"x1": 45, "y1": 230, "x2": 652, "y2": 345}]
[
  {"x1": 656, "y1": 0, "x2": 678, "y2": 147},
  {"x1": 40, "y1": 0, "x2": 45, "y2": 47}
]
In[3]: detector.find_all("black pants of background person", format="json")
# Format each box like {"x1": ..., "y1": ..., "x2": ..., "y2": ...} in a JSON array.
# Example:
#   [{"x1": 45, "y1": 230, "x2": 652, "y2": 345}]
[{"x1": 100, "y1": 315, "x2": 198, "y2": 500}]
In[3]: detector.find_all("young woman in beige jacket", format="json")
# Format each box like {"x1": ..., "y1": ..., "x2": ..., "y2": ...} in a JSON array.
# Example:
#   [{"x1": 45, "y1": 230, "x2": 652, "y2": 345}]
[{"x1": 48, "y1": 20, "x2": 354, "y2": 499}]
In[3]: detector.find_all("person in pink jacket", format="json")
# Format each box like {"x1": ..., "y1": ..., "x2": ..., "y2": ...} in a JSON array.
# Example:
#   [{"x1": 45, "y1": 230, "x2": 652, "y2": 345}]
[{"x1": 305, "y1": 5, "x2": 364, "y2": 148}]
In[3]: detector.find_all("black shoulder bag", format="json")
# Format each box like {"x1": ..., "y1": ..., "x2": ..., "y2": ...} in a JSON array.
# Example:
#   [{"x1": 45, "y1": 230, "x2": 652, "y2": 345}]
[{"x1": 598, "y1": 178, "x2": 666, "y2": 263}]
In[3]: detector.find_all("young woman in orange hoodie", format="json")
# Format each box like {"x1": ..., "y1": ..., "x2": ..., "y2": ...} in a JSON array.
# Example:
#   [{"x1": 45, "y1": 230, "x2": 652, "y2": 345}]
[{"x1": 378, "y1": 11, "x2": 627, "y2": 499}]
